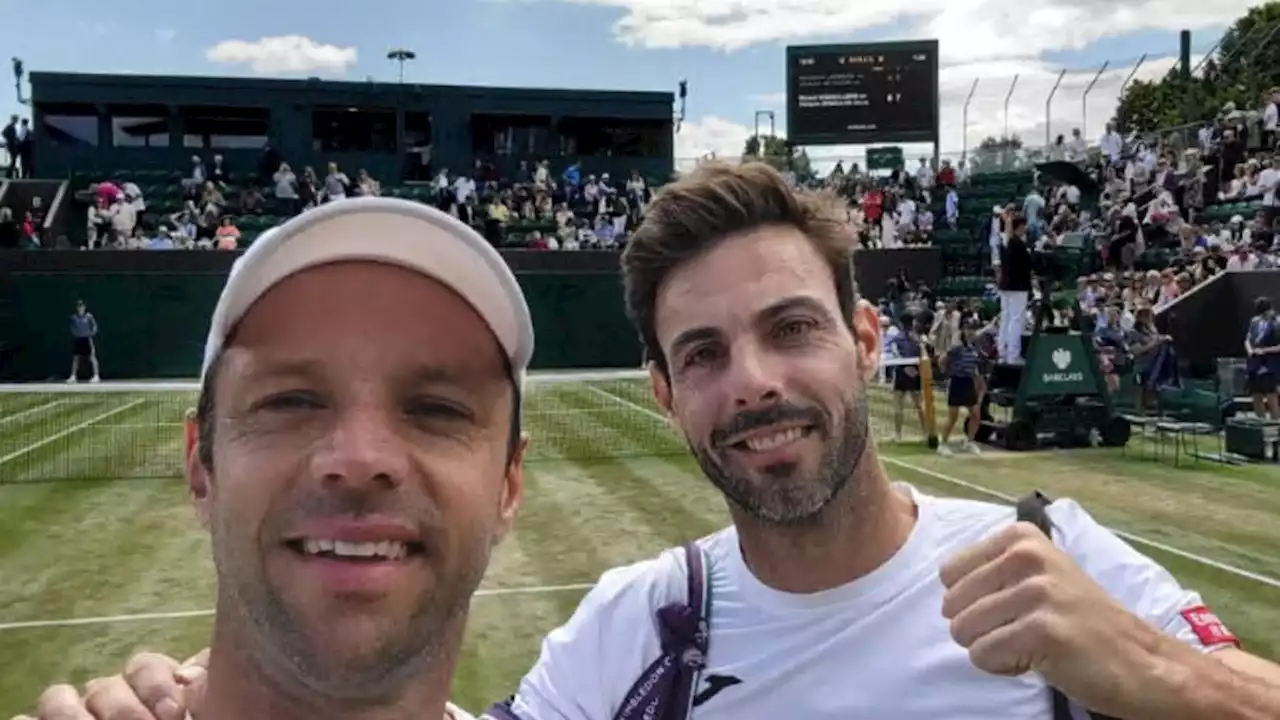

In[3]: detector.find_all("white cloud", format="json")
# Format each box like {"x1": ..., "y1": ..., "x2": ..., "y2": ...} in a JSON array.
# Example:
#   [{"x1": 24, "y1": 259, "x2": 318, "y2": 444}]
[
  {"x1": 205, "y1": 36, "x2": 358, "y2": 74},
  {"x1": 561, "y1": 0, "x2": 1243, "y2": 63},
  {"x1": 676, "y1": 115, "x2": 760, "y2": 163},
  {"x1": 676, "y1": 54, "x2": 1195, "y2": 171}
]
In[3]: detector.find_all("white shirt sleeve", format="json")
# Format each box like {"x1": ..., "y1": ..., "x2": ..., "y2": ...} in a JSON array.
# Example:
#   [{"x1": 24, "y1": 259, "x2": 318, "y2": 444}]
[
  {"x1": 505, "y1": 551, "x2": 685, "y2": 719},
  {"x1": 1047, "y1": 499, "x2": 1240, "y2": 653}
]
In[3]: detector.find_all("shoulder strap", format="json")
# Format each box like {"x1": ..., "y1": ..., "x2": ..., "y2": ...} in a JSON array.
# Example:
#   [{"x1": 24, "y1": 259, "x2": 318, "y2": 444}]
[
  {"x1": 612, "y1": 541, "x2": 710, "y2": 720},
  {"x1": 1014, "y1": 491, "x2": 1118, "y2": 720},
  {"x1": 482, "y1": 542, "x2": 711, "y2": 720}
]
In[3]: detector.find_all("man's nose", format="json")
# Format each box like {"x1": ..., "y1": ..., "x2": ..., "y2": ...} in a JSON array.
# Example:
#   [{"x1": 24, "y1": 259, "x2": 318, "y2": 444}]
[
  {"x1": 310, "y1": 405, "x2": 409, "y2": 489},
  {"x1": 725, "y1": 342, "x2": 784, "y2": 409}
]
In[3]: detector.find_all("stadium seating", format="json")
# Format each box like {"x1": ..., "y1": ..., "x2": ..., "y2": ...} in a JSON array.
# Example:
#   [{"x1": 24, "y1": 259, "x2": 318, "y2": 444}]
[
  {"x1": 66, "y1": 167, "x2": 668, "y2": 249},
  {"x1": 931, "y1": 170, "x2": 1034, "y2": 298}
]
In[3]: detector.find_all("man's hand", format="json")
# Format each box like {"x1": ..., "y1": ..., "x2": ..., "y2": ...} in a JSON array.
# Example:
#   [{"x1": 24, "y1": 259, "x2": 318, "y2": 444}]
[
  {"x1": 939, "y1": 522, "x2": 1165, "y2": 717},
  {"x1": 11, "y1": 649, "x2": 209, "y2": 720}
]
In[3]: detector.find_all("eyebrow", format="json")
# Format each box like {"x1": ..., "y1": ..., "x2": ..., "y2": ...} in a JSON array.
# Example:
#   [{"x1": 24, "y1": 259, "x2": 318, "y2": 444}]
[
  {"x1": 241, "y1": 360, "x2": 492, "y2": 393},
  {"x1": 669, "y1": 326, "x2": 721, "y2": 359},
  {"x1": 755, "y1": 295, "x2": 835, "y2": 327},
  {"x1": 667, "y1": 295, "x2": 836, "y2": 358},
  {"x1": 240, "y1": 358, "x2": 327, "y2": 385}
]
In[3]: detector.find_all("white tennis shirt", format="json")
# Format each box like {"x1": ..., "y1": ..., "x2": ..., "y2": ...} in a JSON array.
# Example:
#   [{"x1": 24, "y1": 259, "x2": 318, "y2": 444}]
[{"x1": 502, "y1": 484, "x2": 1237, "y2": 720}]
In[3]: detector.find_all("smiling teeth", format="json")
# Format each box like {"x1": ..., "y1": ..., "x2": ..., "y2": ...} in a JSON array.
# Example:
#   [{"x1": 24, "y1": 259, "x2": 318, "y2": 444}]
[
  {"x1": 743, "y1": 427, "x2": 804, "y2": 451},
  {"x1": 302, "y1": 539, "x2": 408, "y2": 560}
]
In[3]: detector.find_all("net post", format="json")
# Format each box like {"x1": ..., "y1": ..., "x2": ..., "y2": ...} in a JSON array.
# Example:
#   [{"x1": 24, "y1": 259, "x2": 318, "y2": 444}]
[{"x1": 919, "y1": 356, "x2": 939, "y2": 448}]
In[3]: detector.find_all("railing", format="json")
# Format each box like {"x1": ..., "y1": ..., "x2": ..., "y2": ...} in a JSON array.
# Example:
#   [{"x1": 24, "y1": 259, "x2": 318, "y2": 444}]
[
  {"x1": 672, "y1": 45, "x2": 1243, "y2": 179},
  {"x1": 674, "y1": 117, "x2": 1223, "y2": 180}
]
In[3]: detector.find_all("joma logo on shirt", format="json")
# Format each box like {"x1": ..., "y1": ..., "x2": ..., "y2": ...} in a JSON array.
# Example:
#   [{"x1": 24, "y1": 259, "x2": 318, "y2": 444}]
[{"x1": 692, "y1": 674, "x2": 743, "y2": 707}]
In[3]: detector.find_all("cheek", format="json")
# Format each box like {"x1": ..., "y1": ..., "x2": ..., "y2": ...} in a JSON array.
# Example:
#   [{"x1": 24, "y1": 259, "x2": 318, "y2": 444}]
[
  {"x1": 208, "y1": 436, "x2": 300, "y2": 532},
  {"x1": 414, "y1": 446, "x2": 510, "y2": 531},
  {"x1": 671, "y1": 382, "x2": 725, "y2": 440}
]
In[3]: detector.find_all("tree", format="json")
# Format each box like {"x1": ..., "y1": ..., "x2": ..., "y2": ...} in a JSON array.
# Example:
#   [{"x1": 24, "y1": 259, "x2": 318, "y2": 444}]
[
  {"x1": 969, "y1": 135, "x2": 1027, "y2": 174},
  {"x1": 741, "y1": 134, "x2": 814, "y2": 181},
  {"x1": 1113, "y1": 1, "x2": 1280, "y2": 134}
]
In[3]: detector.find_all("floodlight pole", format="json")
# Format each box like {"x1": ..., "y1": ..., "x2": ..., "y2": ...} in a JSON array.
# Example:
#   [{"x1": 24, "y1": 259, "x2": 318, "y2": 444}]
[
  {"x1": 1118, "y1": 54, "x2": 1147, "y2": 96},
  {"x1": 1081, "y1": 61, "x2": 1110, "y2": 138},
  {"x1": 961, "y1": 78, "x2": 979, "y2": 162},
  {"x1": 1045, "y1": 69, "x2": 1066, "y2": 147},
  {"x1": 754, "y1": 110, "x2": 776, "y2": 141},
  {"x1": 12, "y1": 56, "x2": 28, "y2": 105},
  {"x1": 1004, "y1": 74, "x2": 1020, "y2": 140},
  {"x1": 387, "y1": 48, "x2": 416, "y2": 84}
]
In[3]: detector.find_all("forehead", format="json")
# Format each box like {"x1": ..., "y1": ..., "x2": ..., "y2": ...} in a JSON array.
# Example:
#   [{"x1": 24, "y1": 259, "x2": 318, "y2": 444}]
[
  {"x1": 227, "y1": 261, "x2": 506, "y2": 379},
  {"x1": 654, "y1": 226, "x2": 839, "y2": 340}
]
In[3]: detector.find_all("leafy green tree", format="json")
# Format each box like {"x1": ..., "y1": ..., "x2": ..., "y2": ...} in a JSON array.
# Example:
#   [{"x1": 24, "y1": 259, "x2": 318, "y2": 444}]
[
  {"x1": 741, "y1": 134, "x2": 814, "y2": 181},
  {"x1": 969, "y1": 135, "x2": 1026, "y2": 174},
  {"x1": 1113, "y1": 1, "x2": 1280, "y2": 132}
]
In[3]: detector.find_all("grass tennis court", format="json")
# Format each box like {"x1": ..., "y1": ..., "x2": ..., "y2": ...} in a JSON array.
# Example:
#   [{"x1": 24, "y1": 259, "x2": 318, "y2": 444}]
[{"x1": 1, "y1": 370, "x2": 1279, "y2": 716}]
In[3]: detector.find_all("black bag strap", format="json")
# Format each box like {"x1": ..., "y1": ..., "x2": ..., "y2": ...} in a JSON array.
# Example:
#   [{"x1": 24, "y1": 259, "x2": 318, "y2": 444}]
[
  {"x1": 1014, "y1": 491, "x2": 1118, "y2": 720},
  {"x1": 482, "y1": 542, "x2": 710, "y2": 720}
]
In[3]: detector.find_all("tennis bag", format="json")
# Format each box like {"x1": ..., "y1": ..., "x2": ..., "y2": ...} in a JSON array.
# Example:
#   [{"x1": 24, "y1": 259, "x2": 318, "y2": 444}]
[{"x1": 486, "y1": 492, "x2": 1112, "y2": 720}]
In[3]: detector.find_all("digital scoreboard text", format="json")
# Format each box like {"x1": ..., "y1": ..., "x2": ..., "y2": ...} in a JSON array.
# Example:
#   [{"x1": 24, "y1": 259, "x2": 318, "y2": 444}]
[{"x1": 786, "y1": 40, "x2": 939, "y2": 146}]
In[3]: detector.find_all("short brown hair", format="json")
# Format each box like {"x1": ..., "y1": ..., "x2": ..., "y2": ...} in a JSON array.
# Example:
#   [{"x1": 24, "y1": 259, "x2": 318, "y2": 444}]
[{"x1": 621, "y1": 161, "x2": 857, "y2": 376}]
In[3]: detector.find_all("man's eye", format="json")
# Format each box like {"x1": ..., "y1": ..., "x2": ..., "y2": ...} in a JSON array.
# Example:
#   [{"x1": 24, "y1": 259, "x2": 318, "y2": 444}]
[
  {"x1": 258, "y1": 391, "x2": 322, "y2": 411},
  {"x1": 683, "y1": 346, "x2": 720, "y2": 368},
  {"x1": 777, "y1": 318, "x2": 818, "y2": 339},
  {"x1": 405, "y1": 399, "x2": 470, "y2": 421}
]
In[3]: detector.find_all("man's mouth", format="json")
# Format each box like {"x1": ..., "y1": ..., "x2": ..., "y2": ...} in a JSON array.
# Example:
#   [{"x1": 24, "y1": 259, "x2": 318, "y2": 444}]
[
  {"x1": 725, "y1": 424, "x2": 817, "y2": 453},
  {"x1": 284, "y1": 538, "x2": 427, "y2": 563}
]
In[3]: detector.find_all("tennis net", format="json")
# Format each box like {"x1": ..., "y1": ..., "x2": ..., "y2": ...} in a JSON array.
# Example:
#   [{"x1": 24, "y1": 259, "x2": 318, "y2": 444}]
[{"x1": 0, "y1": 358, "x2": 935, "y2": 483}]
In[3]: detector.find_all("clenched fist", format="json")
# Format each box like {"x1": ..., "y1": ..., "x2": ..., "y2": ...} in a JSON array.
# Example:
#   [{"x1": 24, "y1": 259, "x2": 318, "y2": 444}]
[
  {"x1": 11, "y1": 649, "x2": 208, "y2": 720},
  {"x1": 939, "y1": 521, "x2": 1164, "y2": 717}
]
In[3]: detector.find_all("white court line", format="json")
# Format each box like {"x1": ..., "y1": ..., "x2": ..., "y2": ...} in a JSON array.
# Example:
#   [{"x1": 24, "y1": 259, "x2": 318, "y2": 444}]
[
  {"x1": 0, "y1": 583, "x2": 594, "y2": 631},
  {"x1": 0, "y1": 400, "x2": 64, "y2": 426},
  {"x1": 880, "y1": 457, "x2": 1280, "y2": 590},
  {"x1": 0, "y1": 399, "x2": 146, "y2": 466},
  {"x1": 585, "y1": 385, "x2": 668, "y2": 423},
  {"x1": 89, "y1": 408, "x2": 631, "y2": 430},
  {"x1": 589, "y1": 387, "x2": 1280, "y2": 590}
]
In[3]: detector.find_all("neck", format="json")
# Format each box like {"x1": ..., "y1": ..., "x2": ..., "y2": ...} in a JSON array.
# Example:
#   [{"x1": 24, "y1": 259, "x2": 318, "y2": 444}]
[
  {"x1": 731, "y1": 444, "x2": 917, "y2": 594},
  {"x1": 196, "y1": 612, "x2": 461, "y2": 720}
]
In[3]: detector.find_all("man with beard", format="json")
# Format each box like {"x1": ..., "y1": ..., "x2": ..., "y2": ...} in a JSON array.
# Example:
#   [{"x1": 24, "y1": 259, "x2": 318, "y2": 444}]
[
  {"x1": 493, "y1": 162, "x2": 1280, "y2": 720},
  {"x1": 18, "y1": 197, "x2": 532, "y2": 720},
  {"x1": 22, "y1": 165, "x2": 1280, "y2": 720}
]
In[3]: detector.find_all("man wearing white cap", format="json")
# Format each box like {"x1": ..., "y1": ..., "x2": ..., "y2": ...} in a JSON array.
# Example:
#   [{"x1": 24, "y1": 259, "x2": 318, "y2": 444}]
[{"x1": 19, "y1": 197, "x2": 533, "y2": 720}]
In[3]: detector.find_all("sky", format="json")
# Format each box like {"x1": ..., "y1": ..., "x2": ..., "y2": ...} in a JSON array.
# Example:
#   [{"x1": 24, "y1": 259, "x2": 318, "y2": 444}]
[{"x1": 0, "y1": 0, "x2": 1250, "y2": 170}]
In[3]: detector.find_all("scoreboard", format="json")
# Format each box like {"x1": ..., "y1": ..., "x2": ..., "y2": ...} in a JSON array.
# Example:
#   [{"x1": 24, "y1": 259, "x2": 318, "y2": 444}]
[{"x1": 786, "y1": 40, "x2": 939, "y2": 146}]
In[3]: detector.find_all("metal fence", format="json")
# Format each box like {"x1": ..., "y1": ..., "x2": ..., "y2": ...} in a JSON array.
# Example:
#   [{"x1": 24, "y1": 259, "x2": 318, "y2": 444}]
[{"x1": 676, "y1": 49, "x2": 1232, "y2": 178}]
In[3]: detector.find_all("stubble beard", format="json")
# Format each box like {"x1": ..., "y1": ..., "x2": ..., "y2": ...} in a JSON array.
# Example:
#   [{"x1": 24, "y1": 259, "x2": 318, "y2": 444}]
[{"x1": 690, "y1": 387, "x2": 871, "y2": 527}]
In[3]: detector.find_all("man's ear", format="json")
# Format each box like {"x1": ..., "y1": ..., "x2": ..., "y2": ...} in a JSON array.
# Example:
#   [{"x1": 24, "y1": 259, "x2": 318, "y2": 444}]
[
  {"x1": 648, "y1": 360, "x2": 673, "y2": 416},
  {"x1": 185, "y1": 409, "x2": 211, "y2": 529},
  {"x1": 493, "y1": 432, "x2": 528, "y2": 546},
  {"x1": 850, "y1": 300, "x2": 882, "y2": 384}
]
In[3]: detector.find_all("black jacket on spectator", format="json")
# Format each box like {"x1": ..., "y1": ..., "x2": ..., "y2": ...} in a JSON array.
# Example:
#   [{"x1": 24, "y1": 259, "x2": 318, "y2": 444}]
[
  {"x1": 998, "y1": 234, "x2": 1033, "y2": 292},
  {"x1": 0, "y1": 219, "x2": 19, "y2": 249}
]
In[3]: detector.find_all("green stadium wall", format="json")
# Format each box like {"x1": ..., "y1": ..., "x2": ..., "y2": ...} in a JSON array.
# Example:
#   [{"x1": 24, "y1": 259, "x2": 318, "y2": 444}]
[
  {"x1": 0, "y1": 248, "x2": 940, "y2": 382},
  {"x1": 0, "y1": 251, "x2": 644, "y2": 381}
]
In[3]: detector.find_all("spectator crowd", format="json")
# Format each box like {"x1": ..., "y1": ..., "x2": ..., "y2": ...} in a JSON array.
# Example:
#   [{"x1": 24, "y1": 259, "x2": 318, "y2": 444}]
[{"x1": 0, "y1": 143, "x2": 665, "y2": 252}]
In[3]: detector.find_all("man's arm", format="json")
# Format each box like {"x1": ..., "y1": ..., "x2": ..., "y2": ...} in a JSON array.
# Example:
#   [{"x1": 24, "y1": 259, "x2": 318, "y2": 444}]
[
  {"x1": 1146, "y1": 641, "x2": 1280, "y2": 720},
  {"x1": 940, "y1": 498, "x2": 1280, "y2": 720}
]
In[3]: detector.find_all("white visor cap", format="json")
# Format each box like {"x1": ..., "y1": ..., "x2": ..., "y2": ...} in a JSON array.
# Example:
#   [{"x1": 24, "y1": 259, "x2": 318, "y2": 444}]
[{"x1": 200, "y1": 197, "x2": 534, "y2": 391}]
